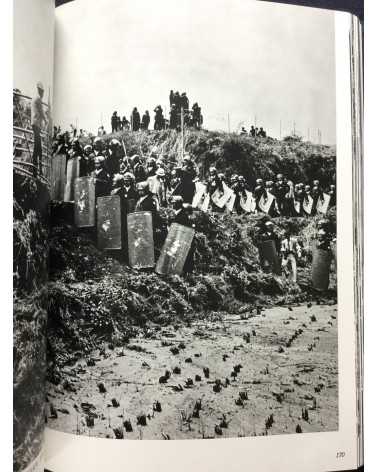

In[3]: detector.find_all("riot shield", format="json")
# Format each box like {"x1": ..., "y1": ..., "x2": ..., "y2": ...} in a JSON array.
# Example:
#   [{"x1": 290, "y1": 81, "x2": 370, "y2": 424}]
[
  {"x1": 127, "y1": 211, "x2": 155, "y2": 269},
  {"x1": 51, "y1": 154, "x2": 66, "y2": 201},
  {"x1": 312, "y1": 244, "x2": 332, "y2": 290},
  {"x1": 74, "y1": 177, "x2": 96, "y2": 228},
  {"x1": 64, "y1": 157, "x2": 79, "y2": 202},
  {"x1": 156, "y1": 223, "x2": 195, "y2": 276},
  {"x1": 97, "y1": 195, "x2": 122, "y2": 250},
  {"x1": 258, "y1": 240, "x2": 281, "y2": 275}
]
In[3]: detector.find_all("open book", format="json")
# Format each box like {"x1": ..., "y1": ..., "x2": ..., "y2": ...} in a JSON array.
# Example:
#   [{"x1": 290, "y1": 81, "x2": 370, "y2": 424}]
[{"x1": 13, "y1": 0, "x2": 363, "y2": 471}]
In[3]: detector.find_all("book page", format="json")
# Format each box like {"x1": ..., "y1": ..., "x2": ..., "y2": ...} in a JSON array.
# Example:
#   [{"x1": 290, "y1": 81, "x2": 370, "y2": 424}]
[
  {"x1": 46, "y1": 1, "x2": 358, "y2": 470},
  {"x1": 13, "y1": 1, "x2": 55, "y2": 471}
]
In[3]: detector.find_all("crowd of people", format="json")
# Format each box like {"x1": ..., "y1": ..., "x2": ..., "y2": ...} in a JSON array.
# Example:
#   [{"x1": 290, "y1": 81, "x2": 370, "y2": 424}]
[
  {"x1": 52, "y1": 129, "x2": 336, "y2": 221},
  {"x1": 240, "y1": 125, "x2": 267, "y2": 137},
  {"x1": 105, "y1": 91, "x2": 204, "y2": 135}
]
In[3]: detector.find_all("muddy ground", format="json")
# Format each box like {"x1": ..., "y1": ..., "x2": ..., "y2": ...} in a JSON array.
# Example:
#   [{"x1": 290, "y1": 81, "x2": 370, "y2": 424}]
[{"x1": 46, "y1": 302, "x2": 338, "y2": 440}]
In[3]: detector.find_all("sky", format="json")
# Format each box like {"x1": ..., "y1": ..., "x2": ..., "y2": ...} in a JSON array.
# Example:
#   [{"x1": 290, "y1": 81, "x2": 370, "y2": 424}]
[
  {"x1": 54, "y1": 0, "x2": 336, "y2": 144},
  {"x1": 14, "y1": 0, "x2": 55, "y2": 100}
]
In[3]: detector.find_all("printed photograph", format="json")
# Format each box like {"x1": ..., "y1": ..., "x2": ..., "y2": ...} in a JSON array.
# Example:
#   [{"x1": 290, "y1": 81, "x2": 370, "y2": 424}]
[
  {"x1": 46, "y1": 0, "x2": 338, "y2": 440},
  {"x1": 13, "y1": 0, "x2": 54, "y2": 470}
]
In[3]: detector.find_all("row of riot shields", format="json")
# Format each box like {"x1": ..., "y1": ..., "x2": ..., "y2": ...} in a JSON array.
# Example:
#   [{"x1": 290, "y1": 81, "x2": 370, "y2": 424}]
[
  {"x1": 73, "y1": 176, "x2": 195, "y2": 276},
  {"x1": 72, "y1": 175, "x2": 334, "y2": 286},
  {"x1": 258, "y1": 239, "x2": 336, "y2": 291}
]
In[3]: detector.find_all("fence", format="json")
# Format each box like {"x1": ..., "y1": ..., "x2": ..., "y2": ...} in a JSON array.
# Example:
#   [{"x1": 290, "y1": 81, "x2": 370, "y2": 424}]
[{"x1": 13, "y1": 91, "x2": 51, "y2": 185}]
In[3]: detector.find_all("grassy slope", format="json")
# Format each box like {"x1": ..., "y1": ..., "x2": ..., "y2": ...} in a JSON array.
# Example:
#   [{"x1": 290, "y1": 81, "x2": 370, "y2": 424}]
[{"x1": 84, "y1": 128, "x2": 336, "y2": 187}]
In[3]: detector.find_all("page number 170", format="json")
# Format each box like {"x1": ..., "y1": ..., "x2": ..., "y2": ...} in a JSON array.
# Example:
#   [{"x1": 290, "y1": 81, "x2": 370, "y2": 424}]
[{"x1": 336, "y1": 452, "x2": 346, "y2": 459}]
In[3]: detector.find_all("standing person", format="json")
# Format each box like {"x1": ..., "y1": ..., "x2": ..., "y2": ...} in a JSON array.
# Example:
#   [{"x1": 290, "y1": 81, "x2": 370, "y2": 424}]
[
  {"x1": 31, "y1": 82, "x2": 47, "y2": 176},
  {"x1": 281, "y1": 228, "x2": 302, "y2": 283},
  {"x1": 169, "y1": 90, "x2": 174, "y2": 107},
  {"x1": 122, "y1": 116, "x2": 130, "y2": 130},
  {"x1": 148, "y1": 168, "x2": 168, "y2": 208},
  {"x1": 142, "y1": 110, "x2": 150, "y2": 130},
  {"x1": 111, "y1": 111, "x2": 118, "y2": 133},
  {"x1": 131, "y1": 107, "x2": 141, "y2": 131}
]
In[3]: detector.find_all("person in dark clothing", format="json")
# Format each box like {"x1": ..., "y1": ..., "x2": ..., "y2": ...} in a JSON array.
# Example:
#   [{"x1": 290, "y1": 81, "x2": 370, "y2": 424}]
[
  {"x1": 257, "y1": 220, "x2": 281, "y2": 273},
  {"x1": 170, "y1": 104, "x2": 178, "y2": 129},
  {"x1": 154, "y1": 105, "x2": 164, "y2": 130},
  {"x1": 106, "y1": 138, "x2": 122, "y2": 175},
  {"x1": 181, "y1": 92, "x2": 189, "y2": 111},
  {"x1": 122, "y1": 116, "x2": 130, "y2": 130},
  {"x1": 146, "y1": 157, "x2": 157, "y2": 178},
  {"x1": 93, "y1": 156, "x2": 111, "y2": 197},
  {"x1": 134, "y1": 181, "x2": 159, "y2": 227},
  {"x1": 250, "y1": 126, "x2": 256, "y2": 137},
  {"x1": 253, "y1": 178, "x2": 266, "y2": 210},
  {"x1": 111, "y1": 111, "x2": 118, "y2": 133},
  {"x1": 171, "y1": 166, "x2": 196, "y2": 204},
  {"x1": 329, "y1": 184, "x2": 336, "y2": 207},
  {"x1": 170, "y1": 196, "x2": 193, "y2": 227},
  {"x1": 170, "y1": 196, "x2": 195, "y2": 274},
  {"x1": 173, "y1": 91, "x2": 181, "y2": 109},
  {"x1": 142, "y1": 111, "x2": 150, "y2": 130},
  {"x1": 274, "y1": 174, "x2": 290, "y2": 215},
  {"x1": 191, "y1": 103, "x2": 201, "y2": 129},
  {"x1": 131, "y1": 154, "x2": 146, "y2": 183},
  {"x1": 311, "y1": 180, "x2": 322, "y2": 212},
  {"x1": 169, "y1": 90, "x2": 174, "y2": 107},
  {"x1": 131, "y1": 107, "x2": 141, "y2": 131},
  {"x1": 80, "y1": 144, "x2": 95, "y2": 176},
  {"x1": 116, "y1": 115, "x2": 121, "y2": 132}
]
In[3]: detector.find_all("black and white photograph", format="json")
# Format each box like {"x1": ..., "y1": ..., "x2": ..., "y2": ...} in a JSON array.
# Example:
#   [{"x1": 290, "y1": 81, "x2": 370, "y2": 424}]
[
  {"x1": 13, "y1": 0, "x2": 54, "y2": 470},
  {"x1": 41, "y1": 0, "x2": 339, "y2": 442}
]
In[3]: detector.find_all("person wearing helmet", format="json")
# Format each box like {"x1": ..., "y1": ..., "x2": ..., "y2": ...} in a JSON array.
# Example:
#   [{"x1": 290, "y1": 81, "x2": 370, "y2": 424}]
[
  {"x1": 147, "y1": 167, "x2": 168, "y2": 207},
  {"x1": 274, "y1": 173, "x2": 290, "y2": 215},
  {"x1": 293, "y1": 182, "x2": 305, "y2": 215},
  {"x1": 329, "y1": 184, "x2": 336, "y2": 207},
  {"x1": 253, "y1": 178, "x2": 266, "y2": 211},
  {"x1": 311, "y1": 179, "x2": 322, "y2": 212},
  {"x1": 256, "y1": 220, "x2": 281, "y2": 273},
  {"x1": 171, "y1": 159, "x2": 197, "y2": 204},
  {"x1": 31, "y1": 81, "x2": 48, "y2": 175},
  {"x1": 81, "y1": 144, "x2": 95, "y2": 176},
  {"x1": 146, "y1": 157, "x2": 157, "y2": 178},
  {"x1": 131, "y1": 107, "x2": 141, "y2": 131},
  {"x1": 106, "y1": 138, "x2": 122, "y2": 175},
  {"x1": 135, "y1": 181, "x2": 157, "y2": 214},
  {"x1": 93, "y1": 137, "x2": 105, "y2": 156},
  {"x1": 281, "y1": 227, "x2": 302, "y2": 283},
  {"x1": 93, "y1": 155, "x2": 111, "y2": 197}
]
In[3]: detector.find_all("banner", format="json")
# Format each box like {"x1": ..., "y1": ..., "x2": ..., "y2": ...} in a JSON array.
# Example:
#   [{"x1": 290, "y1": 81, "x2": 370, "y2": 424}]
[
  {"x1": 127, "y1": 211, "x2": 155, "y2": 269},
  {"x1": 74, "y1": 177, "x2": 96, "y2": 228},
  {"x1": 316, "y1": 192, "x2": 331, "y2": 215},
  {"x1": 64, "y1": 157, "x2": 79, "y2": 202},
  {"x1": 156, "y1": 223, "x2": 195, "y2": 276},
  {"x1": 97, "y1": 195, "x2": 122, "y2": 250},
  {"x1": 312, "y1": 244, "x2": 332, "y2": 290},
  {"x1": 51, "y1": 154, "x2": 66, "y2": 201}
]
